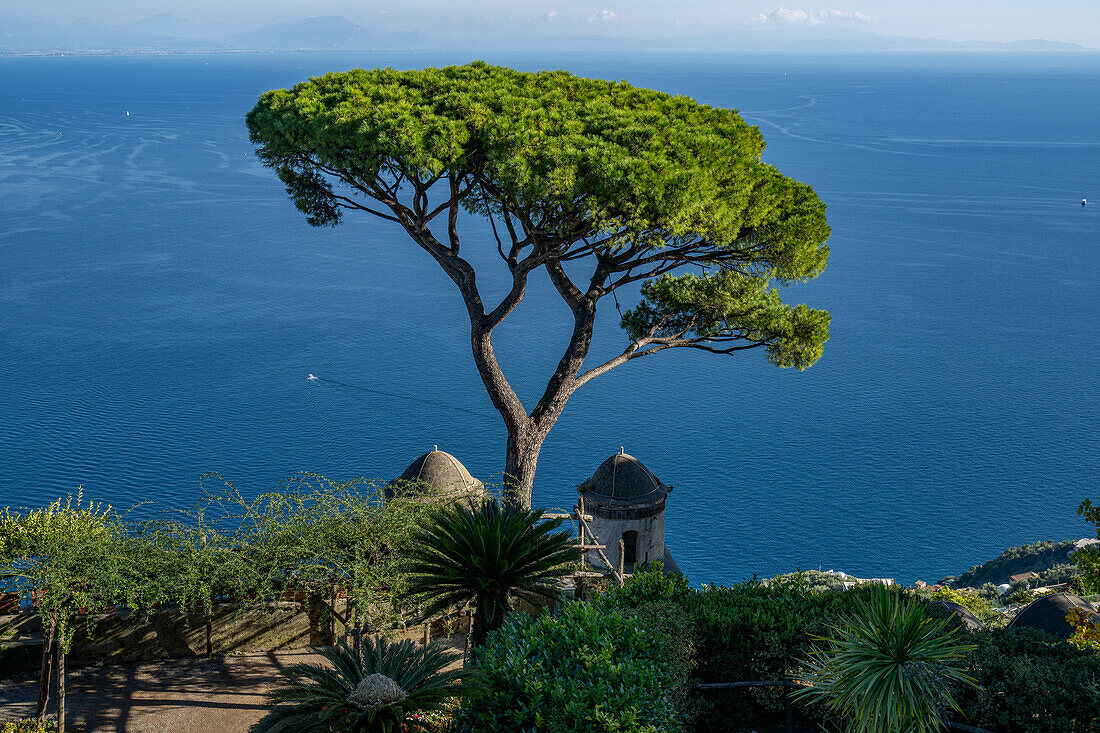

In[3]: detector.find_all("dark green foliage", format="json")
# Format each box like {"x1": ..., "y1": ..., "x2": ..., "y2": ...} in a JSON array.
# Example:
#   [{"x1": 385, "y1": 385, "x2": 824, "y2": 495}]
[
  {"x1": 769, "y1": 569, "x2": 851, "y2": 594},
  {"x1": 794, "y1": 585, "x2": 976, "y2": 733},
  {"x1": 955, "y1": 627, "x2": 1100, "y2": 733},
  {"x1": 458, "y1": 601, "x2": 682, "y2": 733},
  {"x1": 595, "y1": 562, "x2": 692, "y2": 608},
  {"x1": 600, "y1": 569, "x2": 926, "y2": 730},
  {"x1": 622, "y1": 600, "x2": 699, "y2": 727},
  {"x1": 1034, "y1": 563, "x2": 1085, "y2": 589},
  {"x1": 246, "y1": 63, "x2": 829, "y2": 277},
  {"x1": 947, "y1": 540, "x2": 1079, "y2": 588},
  {"x1": 1078, "y1": 500, "x2": 1100, "y2": 594},
  {"x1": 256, "y1": 635, "x2": 475, "y2": 733},
  {"x1": 403, "y1": 499, "x2": 576, "y2": 646}
]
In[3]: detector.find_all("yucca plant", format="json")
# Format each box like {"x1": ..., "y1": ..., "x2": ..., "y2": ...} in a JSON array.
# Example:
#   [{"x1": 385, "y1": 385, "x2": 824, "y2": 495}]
[
  {"x1": 794, "y1": 585, "x2": 977, "y2": 733},
  {"x1": 403, "y1": 498, "x2": 576, "y2": 646},
  {"x1": 256, "y1": 635, "x2": 475, "y2": 732}
]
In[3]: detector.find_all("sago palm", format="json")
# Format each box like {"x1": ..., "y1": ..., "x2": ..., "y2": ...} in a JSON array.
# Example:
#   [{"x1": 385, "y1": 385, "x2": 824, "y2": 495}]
[
  {"x1": 404, "y1": 498, "x2": 576, "y2": 646},
  {"x1": 256, "y1": 635, "x2": 475, "y2": 732},
  {"x1": 794, "y1": 585, "x2": 976, "y2": 733}
]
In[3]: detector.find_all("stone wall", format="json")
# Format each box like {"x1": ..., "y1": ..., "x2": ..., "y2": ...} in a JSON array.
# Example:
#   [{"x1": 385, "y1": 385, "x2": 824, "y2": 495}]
[{"x1": 0, "y1": 601, "x2": 468, "y2": 669}]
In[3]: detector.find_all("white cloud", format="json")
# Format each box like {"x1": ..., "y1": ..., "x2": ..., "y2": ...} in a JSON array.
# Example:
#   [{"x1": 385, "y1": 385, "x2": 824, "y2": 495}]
[
  {"x1": 754, "y1": 8, "x2": 870, "y2": 26},
  {"x1": 589, "y1": 9, "x2": 618, "y2": 22}
]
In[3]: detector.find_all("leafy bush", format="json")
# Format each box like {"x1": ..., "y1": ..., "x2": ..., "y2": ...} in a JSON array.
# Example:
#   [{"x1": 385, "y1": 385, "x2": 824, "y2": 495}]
[
  {"x1": 459, "y1": 601, "x2": 682, "y2": 733},
  {"x1": 931, "y1": 587, "x2": 1002, "y2": 627},
  {"x1": 768, "y1": 569, "x2": 851, "y2": 593},
  {"x1": 1078, "y1": 499, "x2": 1100, "y2": 595},
  {"x1": 955, "y1": 627, "x2": 1100, "y2": 733},
  {"x1": 795, "y1": 584, "x2": 976, "y2": 733},
  {"x1": 1033, "y1": 562, "x2": 1083, "y2": 589}
]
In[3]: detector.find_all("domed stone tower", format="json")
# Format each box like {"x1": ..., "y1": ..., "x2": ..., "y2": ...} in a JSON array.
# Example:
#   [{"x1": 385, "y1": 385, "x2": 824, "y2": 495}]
[
  {"x1": 578, "y1": 448, "x2": 679, "y2": 573},
  {"x1": 386, "y1": 446, "x2": 485, "y2": 502}
]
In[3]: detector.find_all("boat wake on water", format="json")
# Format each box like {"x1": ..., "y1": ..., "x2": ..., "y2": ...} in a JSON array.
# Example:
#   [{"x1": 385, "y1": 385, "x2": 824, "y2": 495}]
[{"x1": 305, "y1": 373, "x2": 490, "y2": 417}]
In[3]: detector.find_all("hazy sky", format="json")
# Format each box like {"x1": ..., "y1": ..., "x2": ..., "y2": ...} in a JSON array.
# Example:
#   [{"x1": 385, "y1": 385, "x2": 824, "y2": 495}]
[{"x1": 6, "y1": 1, "x2": 1100, "y2": 47}]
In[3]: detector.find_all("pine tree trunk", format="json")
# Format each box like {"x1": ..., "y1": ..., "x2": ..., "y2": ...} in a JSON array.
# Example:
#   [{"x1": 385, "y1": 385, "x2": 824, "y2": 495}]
[{"x1": 503, "y1": 429, "x2": 543, "y2": 509}]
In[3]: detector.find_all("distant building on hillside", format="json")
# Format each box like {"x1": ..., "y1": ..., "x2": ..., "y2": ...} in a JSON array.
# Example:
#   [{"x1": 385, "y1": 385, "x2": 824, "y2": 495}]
[
  {"x1": 578, "y1": 448, "x2": 680, "y2": 575},
  {"x1": 1071, "y1": 538, "x2": 1099, "y2": 558},
  {"x1": 1010, "y1": 571, "x2": 1040, "y2": 585}
]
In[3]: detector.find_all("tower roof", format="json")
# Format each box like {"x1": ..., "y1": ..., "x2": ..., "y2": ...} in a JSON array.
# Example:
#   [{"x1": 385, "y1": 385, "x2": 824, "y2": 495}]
[
  {"x1": 1008, "y1": 593, "x2": 1099, "y2": 640},
  {"x1": 931, "y1": 600, "x2": 986, "y2": 632},
  {"x1": 579, "y1": 449, "x2": 668, "y2": 506},
  {"x1": 387, "y1": 447, "x2": 484, "y2": 500}
]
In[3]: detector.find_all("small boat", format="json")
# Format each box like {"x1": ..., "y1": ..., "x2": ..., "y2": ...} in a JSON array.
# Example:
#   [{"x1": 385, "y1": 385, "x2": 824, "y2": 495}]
[
  {"x1": 125, "y1": 111, "x2": 130, "y2": 116},
  {"x1": 308, "y1": 374, "x2": 318, "y2": 381},
  {"x1": 1083, "y1": 198, "x2": 1088, "y2": 206}
]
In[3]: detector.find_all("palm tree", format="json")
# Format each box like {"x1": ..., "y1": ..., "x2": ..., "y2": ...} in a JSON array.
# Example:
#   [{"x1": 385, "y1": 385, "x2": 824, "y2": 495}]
[
  {"x1": 403, "y1": 498, "x2": 576, "y2": 646},
  {"x1": 794, "y1": 585, "x2": 976, "y2": 733},
  {"x1": 256, "y1": 634, "x2": 475, "y2": 733}
]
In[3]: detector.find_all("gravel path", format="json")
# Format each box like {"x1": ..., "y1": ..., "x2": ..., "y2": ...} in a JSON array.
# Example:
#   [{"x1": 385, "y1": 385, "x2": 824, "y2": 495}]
[{"x1": 1, "y1": 651, "x2": 330, "y2": 732}]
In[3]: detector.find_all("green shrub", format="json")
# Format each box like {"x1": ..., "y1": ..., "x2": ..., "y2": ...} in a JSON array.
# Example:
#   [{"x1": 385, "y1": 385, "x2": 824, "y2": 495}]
[
  {"x1": 596, "y1": 563, "x2": 692, "y2": 608},
  {"x1": 955, "y1": 627, "x2": 1100, "y2": 733},
  {"x1": 600, "y1": 570, "x2": 927, "y2": 730},
  {"x1": 794, "y1": 584, "x2": 976, "y2": 733},
  {"x1": 460, "y1": 601, "x2": 682, "y2": 733},
  {"x1": 931, "y1": 587, "x2": 1003, "y2": 627}
]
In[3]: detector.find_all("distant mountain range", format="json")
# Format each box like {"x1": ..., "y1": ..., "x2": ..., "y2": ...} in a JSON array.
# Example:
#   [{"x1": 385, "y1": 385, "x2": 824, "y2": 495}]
[{"x1": 0, "y1": 14, "x2": 1094, "y2": 55}]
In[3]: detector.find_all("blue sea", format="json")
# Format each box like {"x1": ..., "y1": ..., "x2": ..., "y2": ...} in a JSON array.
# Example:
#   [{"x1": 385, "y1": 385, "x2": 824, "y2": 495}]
[{"x1": 1, "y1": 52, "x2": 1097, "y2": 585}]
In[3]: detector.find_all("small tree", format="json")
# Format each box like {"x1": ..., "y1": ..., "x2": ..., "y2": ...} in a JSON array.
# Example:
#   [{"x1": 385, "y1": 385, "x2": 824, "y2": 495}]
[
  {"x1": 1077, "y1": 499, "x2": 1100, "y2": 594},
  {"x1": 247, "y1": 62, "x2": 831, "y2": 506},
  {"x1": 0, "y1": 492, "x2": 128, "y2": 729},
  {"x1": 403, "y1": 499, "x2": 575, "y2": 646}
]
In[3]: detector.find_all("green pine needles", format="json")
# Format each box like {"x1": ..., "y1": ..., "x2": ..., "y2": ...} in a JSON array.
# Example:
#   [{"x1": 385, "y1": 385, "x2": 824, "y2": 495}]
[
  {"x1": 795, "y1": 585, "x2": 977, "y2": 733},
  {"x1": 256, "y1": 635, "x2": 476, "y2": 733}
]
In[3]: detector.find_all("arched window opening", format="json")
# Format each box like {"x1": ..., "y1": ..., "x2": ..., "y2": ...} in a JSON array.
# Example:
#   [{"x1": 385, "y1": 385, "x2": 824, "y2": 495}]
[{"x1": 622, "y1": 530, "x2": 638, "y2": 566}]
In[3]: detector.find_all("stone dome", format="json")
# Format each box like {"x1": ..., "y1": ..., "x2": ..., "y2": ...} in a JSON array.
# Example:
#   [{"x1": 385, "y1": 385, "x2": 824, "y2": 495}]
[
  {"x1": 386, "y1": 447, "x2": 484, "y2": 501},
  {"x1": 1008, "y1": 593, "x2": 1099, "y2": 640},
  {"x1": 931, "y1": 599, "x2": 986, "y2": 632},
  {"x1": 578, "y1": 449, "x2": 668, "y2": 506}
]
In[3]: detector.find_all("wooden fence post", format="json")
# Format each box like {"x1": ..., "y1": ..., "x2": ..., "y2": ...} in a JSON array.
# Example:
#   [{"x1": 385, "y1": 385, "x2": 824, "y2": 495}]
[
  {"x1": 55, "y1": 637, "x2": 65, "y2": 733},
  {"x1": 35, "y1": 610, "x2": 56, "y2": 721},
  {"x1": 205, "y1": 610, "x2": 213, "y2": 658}
]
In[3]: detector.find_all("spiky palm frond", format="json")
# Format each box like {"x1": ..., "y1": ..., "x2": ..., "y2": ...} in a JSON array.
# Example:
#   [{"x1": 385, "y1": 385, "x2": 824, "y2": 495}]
[
  {"x1": 256, "y1": 635, "x2": 475, "y2": 733},
  {"x1": 794, "y1": 585, "x2": 977, "y2": 733},
  {"x1": 403, "y1": 499, "x2": 576, "y2": 645}
]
